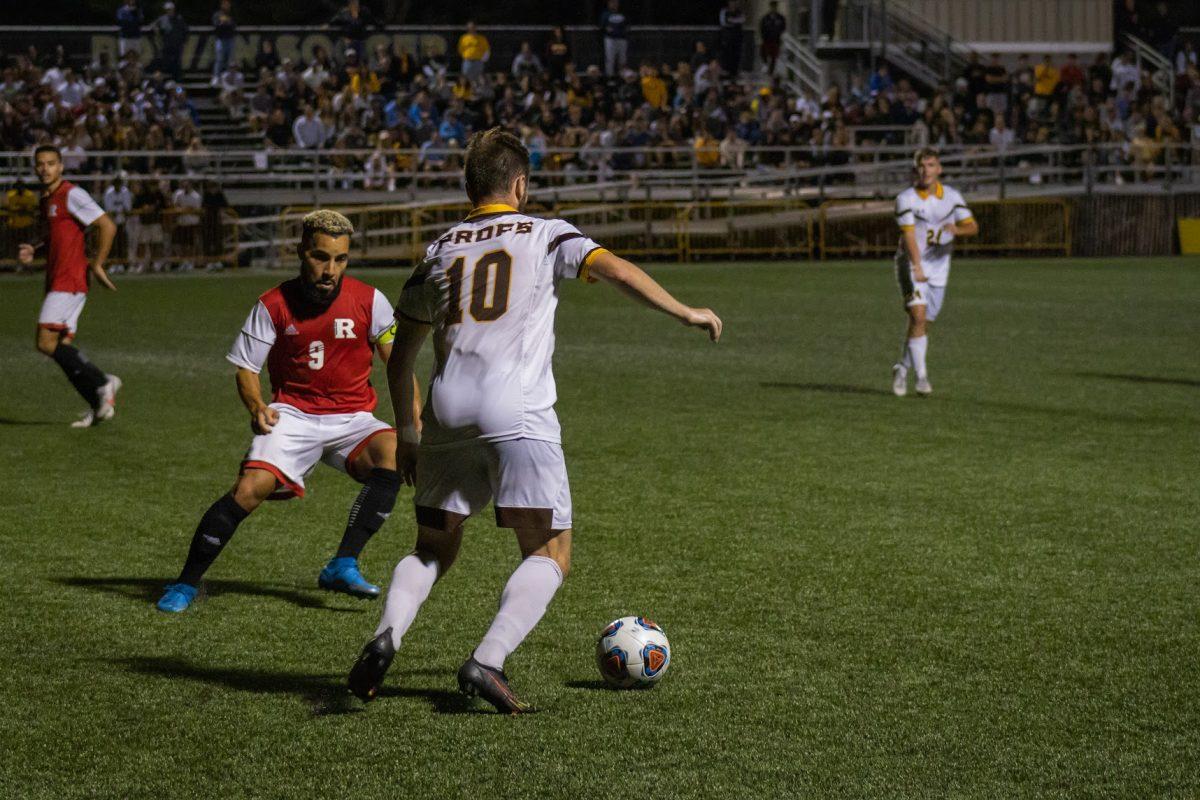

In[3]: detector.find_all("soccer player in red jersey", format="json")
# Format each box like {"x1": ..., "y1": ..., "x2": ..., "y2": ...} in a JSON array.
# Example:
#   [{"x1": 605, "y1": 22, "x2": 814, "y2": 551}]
[
  {"x1": 18, "y1": 145, "x2": 122, "y2": 428},
  {"x1": 157, "y1": 210, "x2": 410, "y2": 612}
]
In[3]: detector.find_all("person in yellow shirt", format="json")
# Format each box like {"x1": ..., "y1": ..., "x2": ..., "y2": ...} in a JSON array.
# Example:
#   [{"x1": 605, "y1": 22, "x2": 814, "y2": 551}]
[
  {"x1": 1034, "y1": 54, "x2": 1059, "y2": 98},
  {"x1": 694, "y1": 131, "x2": 720, "y2": 167},
  {"x1": 458, "y1": 21, "x2": 490, "y2": 83},
  {"x1": 5, "y1": 181, "x2": 39, "y2": 232},
  {"x1": 640, "y1": 64, "x2": 668, "y2": 110}
]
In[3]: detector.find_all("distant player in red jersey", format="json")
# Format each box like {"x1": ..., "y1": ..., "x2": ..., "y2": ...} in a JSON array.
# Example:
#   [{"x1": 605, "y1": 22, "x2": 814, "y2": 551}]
[
  {"x1": 157, "y1": 210, "x2": 412, "y2": 613},
  {"x1": 18, "y1": 145, "x2": 122, "y2": 428}
]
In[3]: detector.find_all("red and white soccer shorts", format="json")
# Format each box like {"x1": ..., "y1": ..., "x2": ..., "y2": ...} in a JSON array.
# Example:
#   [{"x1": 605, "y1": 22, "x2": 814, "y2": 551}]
[
  {"x1": 413, "y1": 438, "x2": 573, "y2": 532},
  {"x1": 241, "y1": 403, "x2": 394, "y2": 499},
  {"x1": 38, "y1": 291, "x2": 87, "y2": 336}
]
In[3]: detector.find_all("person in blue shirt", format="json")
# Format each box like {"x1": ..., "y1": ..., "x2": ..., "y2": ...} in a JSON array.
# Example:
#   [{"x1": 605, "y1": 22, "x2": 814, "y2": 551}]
[
  {"x1": 600, "y1": 0, "x2": 628, "y2": 77},
  {"x1": 438, "y1": 111, "x2": 466, "y2": 144},
  {"x1": 117, "y1": 0, "x2": 145, "y2": 59}
]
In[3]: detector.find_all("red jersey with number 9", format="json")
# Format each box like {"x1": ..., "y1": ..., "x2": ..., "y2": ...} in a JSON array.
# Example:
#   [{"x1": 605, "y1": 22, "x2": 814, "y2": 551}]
[{"x1": 258, "y1": 275, "x2": 383, "y2": 414}]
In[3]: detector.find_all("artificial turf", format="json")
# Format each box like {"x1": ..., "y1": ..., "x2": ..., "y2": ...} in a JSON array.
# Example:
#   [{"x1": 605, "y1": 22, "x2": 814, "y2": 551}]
[{"x1": 0, "y1": 257, "x2": 1196, "y2": 799}]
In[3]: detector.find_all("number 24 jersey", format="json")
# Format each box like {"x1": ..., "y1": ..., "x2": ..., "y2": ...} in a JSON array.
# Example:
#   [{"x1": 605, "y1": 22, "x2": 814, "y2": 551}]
[{"x1": 397, "y1": 205, "x2": 607, "y2": 447}]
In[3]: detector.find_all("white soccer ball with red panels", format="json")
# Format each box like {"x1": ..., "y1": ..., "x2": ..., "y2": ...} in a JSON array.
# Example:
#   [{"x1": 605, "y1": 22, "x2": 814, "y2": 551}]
[{"x1": 595, "y1": 616, "x2": 671, "y2": 688}]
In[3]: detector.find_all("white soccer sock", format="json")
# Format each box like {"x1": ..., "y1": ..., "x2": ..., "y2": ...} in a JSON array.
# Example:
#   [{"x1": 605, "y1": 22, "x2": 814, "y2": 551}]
[
  {"x1": 907, "y1": 335, "x2": 929, "y2": 380},
  {"x1": 473, "y1": 555, "x2": 564, "y2": 671},
  {"x1": 374, "y1": 553, "x2": 440, "y2": 650}
]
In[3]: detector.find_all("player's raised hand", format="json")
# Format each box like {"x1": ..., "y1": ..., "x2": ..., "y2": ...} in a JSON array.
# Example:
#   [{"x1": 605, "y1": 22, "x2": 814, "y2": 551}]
[
  {"x1": 683, "y1": 307, "x2": 722, "y2": 342},
  {"x1": 17, "y1": 243, "x2": 34, "y2": 265},
  {"x1": 90, "y1": 261, "x2": 117, "y2": 292},
  {"x1": 251, "y1": 405, "x2": 280, "y2": 435}
]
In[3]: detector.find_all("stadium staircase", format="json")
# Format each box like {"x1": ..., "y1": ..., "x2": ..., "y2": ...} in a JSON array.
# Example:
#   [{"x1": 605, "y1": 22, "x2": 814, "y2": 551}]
[
  {"x1": 780, "y1": 0, "x2": 975, "y2": 95},
  {"x1": 182, "y1": 70, "x2": 259, "y2": 162}
]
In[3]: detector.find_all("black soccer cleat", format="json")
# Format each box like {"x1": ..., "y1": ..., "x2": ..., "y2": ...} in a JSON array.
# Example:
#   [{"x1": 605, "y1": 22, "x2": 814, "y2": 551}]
[
  {"x1": 347, "y1": 628, "x2": 395, "y2": 702},
  {"x1": 456, "y1": 655, "x2": 536, "y2": 715}
]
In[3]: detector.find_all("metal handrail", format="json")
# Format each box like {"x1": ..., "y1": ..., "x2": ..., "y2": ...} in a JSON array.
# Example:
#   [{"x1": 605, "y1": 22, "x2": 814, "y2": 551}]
[
  {"x1": 1123, "y1": 33, "x2": 1176, "y2": 108},
  {"x1": 779, "y1": 32, "x2": 827, "y2": 97}
]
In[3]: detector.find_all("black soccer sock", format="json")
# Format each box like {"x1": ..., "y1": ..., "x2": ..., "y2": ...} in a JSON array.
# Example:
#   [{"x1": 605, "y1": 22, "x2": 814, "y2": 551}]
[
  {"x1": 51, "y1": 344, "x2": 109, "y2": 408},
  {"x1": 177, "y1": 494, "x2": 252, "y2": 586},
  {"x1": 335, "y1": 468, "x2": 401, "y2": 560}
]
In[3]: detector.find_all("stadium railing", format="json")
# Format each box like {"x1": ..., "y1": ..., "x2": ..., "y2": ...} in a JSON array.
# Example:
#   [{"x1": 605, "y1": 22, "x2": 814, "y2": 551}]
[
  {"x1": 0, "y1": 207, "x2": 239, "y2": 270},
  {"x1": 1, "y1": 142, "x2": 1195, "y2": 207}
]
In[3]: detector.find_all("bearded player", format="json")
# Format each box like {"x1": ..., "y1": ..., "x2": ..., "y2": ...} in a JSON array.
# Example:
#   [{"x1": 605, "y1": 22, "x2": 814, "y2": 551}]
[
  {"x1": 892, "y1": 148, "x2": 979, "y2": 396},
  {"x1": 346, "y1": 127, "x2": 723, "y2": 713},
  {"x1": 18, "y1": 145, "x2": 122, "y2": 428},
  {"x1": 156, "y1": 210, "x2": 411, "y2": 613}
]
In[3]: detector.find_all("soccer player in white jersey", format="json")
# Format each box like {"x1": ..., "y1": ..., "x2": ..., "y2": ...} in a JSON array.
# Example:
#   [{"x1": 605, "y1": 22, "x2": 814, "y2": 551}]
[
  {"x1": 892, "y1": 148, "x2": 979, "y2": 396},
  {"x1": 348, "y1": 127, "x2": 723, "y2": 713}
]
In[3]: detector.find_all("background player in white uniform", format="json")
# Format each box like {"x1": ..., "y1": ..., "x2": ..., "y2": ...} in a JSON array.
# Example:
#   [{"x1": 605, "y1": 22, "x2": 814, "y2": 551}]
[
  {"x1": 348, "y1": 127, "x2": 723, "y2": 713},
  {"x1": 892, "y1": 148, "x2": 979, "y2": 396}
]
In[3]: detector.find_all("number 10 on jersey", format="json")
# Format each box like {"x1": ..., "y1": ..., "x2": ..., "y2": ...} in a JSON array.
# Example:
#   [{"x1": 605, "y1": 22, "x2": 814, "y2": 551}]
[{"x1": 446, "y1": 249, "x2": 513, "y2": 324}]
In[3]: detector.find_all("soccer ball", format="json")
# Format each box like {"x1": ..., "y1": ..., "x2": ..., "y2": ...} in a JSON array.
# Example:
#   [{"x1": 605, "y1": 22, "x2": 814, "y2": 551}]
[{"x1": 595, "y1": 616, "x2": 671, "y2": 688}]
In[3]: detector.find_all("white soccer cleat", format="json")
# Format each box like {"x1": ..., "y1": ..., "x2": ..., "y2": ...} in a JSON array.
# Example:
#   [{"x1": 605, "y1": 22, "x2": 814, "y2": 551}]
[
  {"x1": 891, "y1": 365, "x2": 908, "y2": 397},
  {"x1": 95, "y1": 375, "x2": 122, "y2": 422},
  {"x1": 915, "y1": 376, "x2": 932, "y2": 396},
  {"x1": 70, "y1": 410, "x2": 98, "y2": 428}
]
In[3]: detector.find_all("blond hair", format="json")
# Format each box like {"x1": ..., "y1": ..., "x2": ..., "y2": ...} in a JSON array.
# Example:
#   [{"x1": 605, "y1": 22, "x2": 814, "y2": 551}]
[{"x1": 300, "y1": 209, "x2": 354, "y2": 249}]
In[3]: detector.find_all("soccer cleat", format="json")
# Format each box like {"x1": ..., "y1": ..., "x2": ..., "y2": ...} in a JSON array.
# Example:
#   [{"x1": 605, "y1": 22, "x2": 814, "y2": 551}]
[
  {"x1": 457, "y1": 655, "x2": 536, "y2": 715},
  {"x1": 96, "y1": 374, "x2": 122, "y2": 422},
  {"x1": 891, "y1": 364, "x2": 908, "y2": 397},
  {"x1": 156, "y1": 582, "x2": 198, "y2": 613},
  {"x1": 347, "y1": 628, "x2": 395, "y2": 702},
  {"x1": 318, "y1": 557, "x2": 381, "y2": 599},
  {"x1": 915, "y1": 376, "x2": 933, "y2": 396},
  {"x1": 70, "y1": 409, "x2": 99, "y2": 428}
]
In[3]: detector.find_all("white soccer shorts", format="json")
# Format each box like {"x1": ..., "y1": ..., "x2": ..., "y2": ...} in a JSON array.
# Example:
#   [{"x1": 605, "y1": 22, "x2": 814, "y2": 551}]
[
  {"x1": 896, "y1": 258, "x2": 948, "y2": 322},
  {"x1": 241, "y1": 403, "x2": 394, "y2": 499},
  {"x1": 413, "y1": 438, "x2": 573, "y2": 531},
  {"x1": 38, "y1": 292, "x2": 87, "y2": 336},
  {"x1": 904, "y1": 282, "x2": 946, "y2": 321}
]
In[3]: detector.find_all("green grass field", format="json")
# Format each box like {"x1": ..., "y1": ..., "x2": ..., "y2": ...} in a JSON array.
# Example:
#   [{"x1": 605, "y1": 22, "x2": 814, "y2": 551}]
[{"x1": 0, "y1": 257, "x2": 1197, "y2": 799}]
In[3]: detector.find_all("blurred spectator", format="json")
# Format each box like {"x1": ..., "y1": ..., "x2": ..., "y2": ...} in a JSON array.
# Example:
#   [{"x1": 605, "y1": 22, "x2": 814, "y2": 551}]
[
  {"x1": 600, "y1": 0, "x2": 628, "y2": 77},
  {"x1": 153, "y1": 2, "x2": 188, "y2": 80},
  {"x1": 984, "y1": 53, "x2": 1009, "y2": 114},
  {"x1": 458, "y1": 21, "x2": 490, "y2": 84},
  {"x1": 117, "y1": 0, "x2": 145, "y2": 59},
  {"x1": 869, "y1": 64, "x2": 893, "y2": 95},
  {"x1": 1111, "y1": 51, "x2": 1139, "y2": 92},
  {"x1": 171, "y1": 178, "x2": 201, "y2": 270},
  {"x1": 718, "y1": 0, "x2": 746, "y2": 77},
  {"x1": 219, "y1": 63, "x2": 246, "y2": 119},
  {"x1": 1060, "y1": 53, "x2": 1086, "y2": 90},
  {"x1": 102, "y1": 176, "x2": 134, "y2": 270},
  {"x1": 256, "y1": 39, "x2": 280, "y2": 73},
  {"x1": 201, "y1": 179, "x2": 228, "y2": 269},
  {"x1": 330, "y1": 0, "x2": 381, "y2": 63},
  {"x1": 989, "y1": 112, "x2": 1015, "y2": 152},
  {"x1": 545, "y1": 27, "x2": 571, "y2": 83},
  {"x1": 512, "y1": 42, "x2": 543, "y2": 79},
  {"x1": 759, "y1": 1, "x2": 785, "y2": 76},
  {"x1": 293, "y1": 105, "x2": 327, "y2": 149},
  {"x1": 211, "y1": 0, "x2": 236, "y2": 86}
]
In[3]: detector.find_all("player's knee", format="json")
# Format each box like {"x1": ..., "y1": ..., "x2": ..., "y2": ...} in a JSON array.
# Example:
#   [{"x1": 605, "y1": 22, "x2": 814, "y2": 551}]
[{"x1": 35, "y1": 335, "x2": 58, "y2": 356}]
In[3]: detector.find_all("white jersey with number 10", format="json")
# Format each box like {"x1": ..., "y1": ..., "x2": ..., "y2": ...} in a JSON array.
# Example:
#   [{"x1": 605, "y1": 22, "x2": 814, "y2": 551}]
[{"x1": 396, "y1": 204, "x2": 607, "y2": 448}]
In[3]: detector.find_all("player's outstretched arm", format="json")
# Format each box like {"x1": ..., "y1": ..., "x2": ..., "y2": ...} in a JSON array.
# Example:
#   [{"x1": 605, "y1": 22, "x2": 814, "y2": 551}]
[
  {"x1": 385, "y1": 315, "x2": 430, "y2": 486},
  {"x1": 587, "y1": 251, "x2": 722, "y2": 342},
  {"x1": 235, "y1": 367, "x2": 279, "y2": 434},
  {"x1": 88, "y1": 213, "x2": 118, "y2": 291}
]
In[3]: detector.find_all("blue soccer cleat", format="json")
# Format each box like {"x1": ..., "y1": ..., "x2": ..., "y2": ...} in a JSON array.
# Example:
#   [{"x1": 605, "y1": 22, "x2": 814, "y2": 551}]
[
  {"x1": 156, "y1": 582, "x2": 198, "y2": 613},
  {"x1": 318, "y1": 557, "x2": 380, "y2": 599}
]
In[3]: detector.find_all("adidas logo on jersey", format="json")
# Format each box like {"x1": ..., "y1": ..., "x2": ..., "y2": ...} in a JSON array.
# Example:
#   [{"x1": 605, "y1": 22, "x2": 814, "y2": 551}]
[{"x1": 285, "y1": 324, "x2": 299, "y2": 335}]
